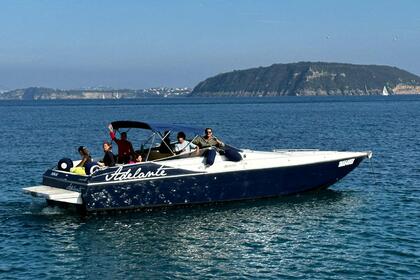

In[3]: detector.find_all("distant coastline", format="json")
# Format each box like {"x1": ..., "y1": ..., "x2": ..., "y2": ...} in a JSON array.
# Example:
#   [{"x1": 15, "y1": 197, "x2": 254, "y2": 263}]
[{"x1": 0, "y1": 87, "x2": 191, "y2": 100}]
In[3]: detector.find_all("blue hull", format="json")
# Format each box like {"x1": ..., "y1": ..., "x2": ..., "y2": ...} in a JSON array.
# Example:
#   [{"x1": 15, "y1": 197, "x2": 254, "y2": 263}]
[
  {"x1": 42, "y1": 156, "x2": 366, "y2": 212},
  {"x1": 40, "y1": 155, "x2": 366, "y2": 212}
]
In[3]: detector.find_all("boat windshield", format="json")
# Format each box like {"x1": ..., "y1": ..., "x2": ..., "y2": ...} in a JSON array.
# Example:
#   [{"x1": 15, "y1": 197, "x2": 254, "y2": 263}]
[{"x1": 110, "y1": 121, "x2": 203, "y2": 161}]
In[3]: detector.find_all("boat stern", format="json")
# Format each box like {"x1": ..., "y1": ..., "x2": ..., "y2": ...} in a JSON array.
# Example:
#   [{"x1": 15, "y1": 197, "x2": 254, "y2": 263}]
[
  {"x1": 23, "y1": 185, "x2": 83, "y2": 205},
  {"x1": 23, "y1": 167, "x2": 88, "y2": 208}
]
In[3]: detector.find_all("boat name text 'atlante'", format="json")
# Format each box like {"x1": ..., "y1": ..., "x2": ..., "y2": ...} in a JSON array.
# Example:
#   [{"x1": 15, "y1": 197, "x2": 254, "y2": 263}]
[{"x1": 105, "y1": 166, "x2": 167, "y2": 181}]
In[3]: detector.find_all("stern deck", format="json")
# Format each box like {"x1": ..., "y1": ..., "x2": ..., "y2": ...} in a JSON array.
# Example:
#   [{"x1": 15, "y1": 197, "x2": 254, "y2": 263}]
[{"x1": 23, "y1": 185, "x2": 83, "y2": 205}]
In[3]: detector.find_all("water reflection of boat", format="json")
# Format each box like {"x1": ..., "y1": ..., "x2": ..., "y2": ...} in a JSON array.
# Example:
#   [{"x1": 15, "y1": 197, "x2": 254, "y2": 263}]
[{"x1": 23, "y1": 120, "x2": 372, "y2": 213}]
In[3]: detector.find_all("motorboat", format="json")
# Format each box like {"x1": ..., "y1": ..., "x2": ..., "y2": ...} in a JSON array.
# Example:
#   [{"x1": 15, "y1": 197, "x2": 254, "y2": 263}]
[{"x1": 23, "y1": 120, "x2": 373, "y2": 213}]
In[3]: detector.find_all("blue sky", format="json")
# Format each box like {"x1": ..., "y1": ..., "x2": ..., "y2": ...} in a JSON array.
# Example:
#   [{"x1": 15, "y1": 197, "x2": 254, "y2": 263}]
[{"x1": 0, "y1": 0, "x2": 419, "y2": 89}]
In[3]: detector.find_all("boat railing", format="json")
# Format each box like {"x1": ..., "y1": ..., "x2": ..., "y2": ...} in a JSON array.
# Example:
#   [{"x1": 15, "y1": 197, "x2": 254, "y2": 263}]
[{"x1": 272, "y1": 149, "x2": 320, "y2": 153}]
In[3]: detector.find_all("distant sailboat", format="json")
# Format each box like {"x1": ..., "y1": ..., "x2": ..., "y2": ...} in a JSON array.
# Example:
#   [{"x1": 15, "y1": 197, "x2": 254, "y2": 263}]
[{"x1": 382, "y1": 86, "x2": 390, "y2": 96}]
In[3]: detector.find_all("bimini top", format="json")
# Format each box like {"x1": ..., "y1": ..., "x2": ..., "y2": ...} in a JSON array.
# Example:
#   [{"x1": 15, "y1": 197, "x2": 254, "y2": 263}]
[{"x1": 111, "y1": 120, "x2": 203, "y2": 135}]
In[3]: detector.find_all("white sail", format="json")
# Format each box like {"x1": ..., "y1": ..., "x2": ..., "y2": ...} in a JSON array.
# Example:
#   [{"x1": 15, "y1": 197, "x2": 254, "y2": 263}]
[{"x1": 382, "y1": 86, "x2": 389, "y2": 96}]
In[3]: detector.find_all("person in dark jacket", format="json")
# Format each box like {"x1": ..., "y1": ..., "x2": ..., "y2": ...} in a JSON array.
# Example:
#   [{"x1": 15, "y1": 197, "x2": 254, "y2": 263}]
[
  {"x1": 99, "y1": 141, "x2": 115, "y2": 167},
  {"x1": 69, "y1": 146, "x2": 92, "y2": 175},
  {"x1": 76, "y1": 146, "x2": 92, "y2": 167}
]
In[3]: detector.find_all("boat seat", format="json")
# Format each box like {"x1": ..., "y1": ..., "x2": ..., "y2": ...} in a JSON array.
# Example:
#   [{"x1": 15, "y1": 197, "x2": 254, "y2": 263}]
[{"x1": 147, "y1": 150, "x2": 173, "y2": 161}]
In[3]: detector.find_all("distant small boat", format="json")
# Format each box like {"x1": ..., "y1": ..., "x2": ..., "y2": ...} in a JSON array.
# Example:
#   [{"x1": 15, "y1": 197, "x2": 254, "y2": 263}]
[{"x1": 382, "y1": 86, "x2": 390, "y2": 96}]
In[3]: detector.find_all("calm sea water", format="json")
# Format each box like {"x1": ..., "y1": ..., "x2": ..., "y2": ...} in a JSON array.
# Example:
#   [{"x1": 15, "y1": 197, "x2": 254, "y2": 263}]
[{"x1": 0, "y1": 96, "x2": 419, "y2": 279}]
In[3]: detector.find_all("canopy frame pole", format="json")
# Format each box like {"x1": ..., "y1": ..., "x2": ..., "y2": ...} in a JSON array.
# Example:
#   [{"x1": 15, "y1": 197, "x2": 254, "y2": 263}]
[
  {"x1": 158, "y1": 130, "x2": 176, "y2": 156},
  {"x1": 145, "y1": 133, "x2": 156, "y2": 162}
]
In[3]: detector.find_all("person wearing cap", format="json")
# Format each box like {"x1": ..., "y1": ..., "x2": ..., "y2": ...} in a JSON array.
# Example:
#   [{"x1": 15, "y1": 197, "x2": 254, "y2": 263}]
[{"x1": 108, "y1": 124, "x2": 135, "y2": 164}]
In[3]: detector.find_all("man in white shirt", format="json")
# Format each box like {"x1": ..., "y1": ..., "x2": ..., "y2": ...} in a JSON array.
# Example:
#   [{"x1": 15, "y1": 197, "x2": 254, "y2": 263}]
[{"x1": 174, "y1": 131, "x2": 199, "y2": 154}]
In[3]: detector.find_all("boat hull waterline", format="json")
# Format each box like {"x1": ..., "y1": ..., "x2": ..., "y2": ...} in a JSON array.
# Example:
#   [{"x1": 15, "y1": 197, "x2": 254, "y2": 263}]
[{"x1": 24, "y1": 150, "x2": 372, "y2": 212}]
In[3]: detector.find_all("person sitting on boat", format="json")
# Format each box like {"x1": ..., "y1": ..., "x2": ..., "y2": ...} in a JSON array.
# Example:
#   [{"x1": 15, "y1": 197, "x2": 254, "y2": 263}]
[
  {"x1": 70, "y1": 146, "x2": 92, "y2": 174},
  {"x1": 128, "y1": 153, "x2": 142, "y2": 164},
  {"x1": 98, "y1": 141, "x2": 115, "y2": 167},
  {"x1": 193, "y1": 128, "x2": 225, "y2": 149},
  {"x1": 174, "y1": 131, "x2": 199, "y2": 155},
  {"x1": 108, "y1": 124, "x2": 135, "y2": 164},
  {"x1": 158, "y1": 130, "x2": 172, "y2": 154}
]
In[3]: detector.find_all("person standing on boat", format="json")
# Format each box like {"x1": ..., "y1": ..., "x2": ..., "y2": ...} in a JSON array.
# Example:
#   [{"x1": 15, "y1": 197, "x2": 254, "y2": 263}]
[
  {"x1": 108, "y1": 124, "x2": 135, "y2": 164},
  {"x1": 98, "y1": 141, "x2": 115, "y2": 167},
  {"x1": 193, "y1": 128, "x2": 225, "y2": 149}
]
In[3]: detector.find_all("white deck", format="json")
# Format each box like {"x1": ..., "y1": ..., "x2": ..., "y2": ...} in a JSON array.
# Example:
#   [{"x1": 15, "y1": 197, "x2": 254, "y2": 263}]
[
  {"x1": 159, "y1": 150, "x2": 372, "y2": 173},
  {"x1": 23, "y1": 185, "x2": 83, "y2": 205}
]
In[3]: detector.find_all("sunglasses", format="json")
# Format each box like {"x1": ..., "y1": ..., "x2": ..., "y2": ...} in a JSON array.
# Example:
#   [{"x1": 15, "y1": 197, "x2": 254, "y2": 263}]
[{"x1": 206, "y1": 131, "x2": 212, "y2": 134}]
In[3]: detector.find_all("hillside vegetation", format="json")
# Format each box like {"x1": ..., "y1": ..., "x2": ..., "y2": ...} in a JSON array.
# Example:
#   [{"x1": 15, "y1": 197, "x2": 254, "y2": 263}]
[{"x1": 191, "y1": 62, "x2": 420, "y2": 96}]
